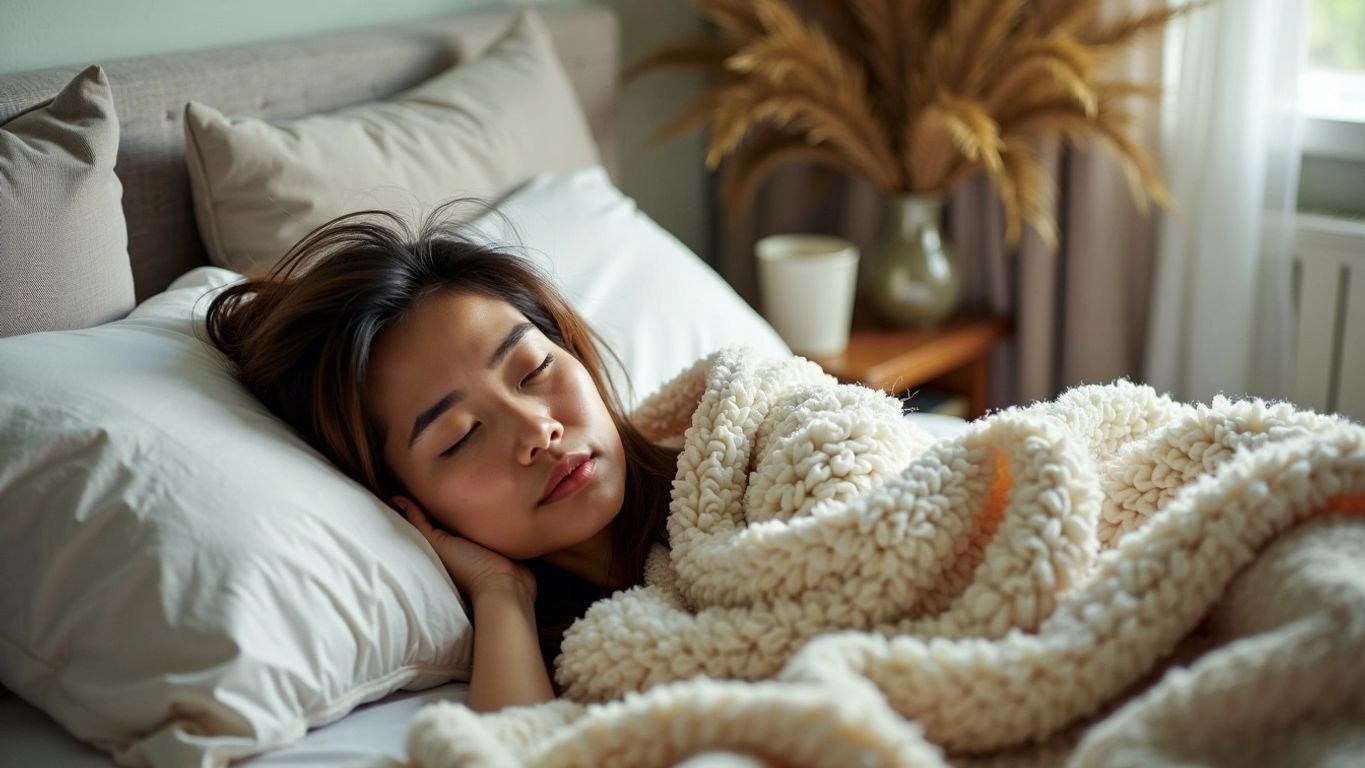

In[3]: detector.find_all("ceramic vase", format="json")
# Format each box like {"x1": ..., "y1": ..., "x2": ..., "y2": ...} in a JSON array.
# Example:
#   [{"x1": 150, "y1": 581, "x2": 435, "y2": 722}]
[{"x1": 867, "y1": 194, "x2": 961, "y2": 328}]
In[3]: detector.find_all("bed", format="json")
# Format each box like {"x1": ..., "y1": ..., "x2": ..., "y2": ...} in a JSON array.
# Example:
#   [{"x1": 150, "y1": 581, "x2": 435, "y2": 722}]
[
  {"x1": 12, "y1": 4, "x2": 1359, "y2": 767},
  {"x1": 0, "y1": 5, "x2": 972, "y2": 767},
  {"x1": 0, "y1": 683, "x2": 455, "y2": 767}
]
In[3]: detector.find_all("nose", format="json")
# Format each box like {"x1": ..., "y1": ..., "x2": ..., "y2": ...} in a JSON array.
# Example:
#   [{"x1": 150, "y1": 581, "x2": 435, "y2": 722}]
[{"x1": 516, "y1": 408, "x2": 563, "y2": 465}]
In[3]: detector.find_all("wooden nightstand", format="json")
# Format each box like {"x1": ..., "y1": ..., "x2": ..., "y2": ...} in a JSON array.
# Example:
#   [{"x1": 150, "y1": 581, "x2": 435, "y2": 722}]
[{"x1": 807, "y1": 314, "x2": 1009, "y2": 419}]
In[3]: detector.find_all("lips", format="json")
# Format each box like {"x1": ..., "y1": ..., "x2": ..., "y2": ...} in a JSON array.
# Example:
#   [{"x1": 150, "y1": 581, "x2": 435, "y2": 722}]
[{"x1": 539, "y1": 452, "x2": 594, "y2": 505}]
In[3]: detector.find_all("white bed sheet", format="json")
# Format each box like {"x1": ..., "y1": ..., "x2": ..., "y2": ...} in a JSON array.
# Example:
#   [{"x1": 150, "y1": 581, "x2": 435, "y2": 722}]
[
  {"x1": 0, "y1": 683, "x2": 469, "y2": 768},
  {"x1": 902, "y1": 412, "x2": 969, "y2": 440}
]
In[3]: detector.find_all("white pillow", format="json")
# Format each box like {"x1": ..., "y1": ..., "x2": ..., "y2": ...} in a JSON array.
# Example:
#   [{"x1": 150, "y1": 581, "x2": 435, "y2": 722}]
[
  {"x1": 467, "y1": 166, "x2": 791, "y2": 407},
  {"x1": 0, "y1": 269, "x2": 472, "y2": 768}
]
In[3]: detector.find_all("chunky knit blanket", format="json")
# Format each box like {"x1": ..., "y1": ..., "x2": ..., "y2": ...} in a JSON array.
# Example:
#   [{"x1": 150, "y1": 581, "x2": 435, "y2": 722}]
[{"x1": 401, "y1": 348, "x2": 1365, "y2": 767}]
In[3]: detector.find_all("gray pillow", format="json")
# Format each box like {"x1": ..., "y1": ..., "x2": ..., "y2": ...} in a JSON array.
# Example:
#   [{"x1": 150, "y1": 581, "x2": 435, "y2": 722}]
[
  {"x1": 184, "y1": 9, "x2": 601, "y2": 275},
  {"x1": 0, "y1": 65, "x2": 134, "y2": 337}
]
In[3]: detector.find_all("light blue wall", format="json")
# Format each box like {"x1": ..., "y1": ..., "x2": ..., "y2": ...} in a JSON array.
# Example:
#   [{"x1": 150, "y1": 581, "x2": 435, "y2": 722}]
[{"x1": 0, "y1": 0, "x2": 573, "y2": 73}]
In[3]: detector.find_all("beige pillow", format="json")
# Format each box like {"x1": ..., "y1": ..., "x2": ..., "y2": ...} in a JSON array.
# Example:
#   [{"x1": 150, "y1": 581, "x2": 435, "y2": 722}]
[
  {"x1": 184, "y1": 9, "x2": 601, "y2": 274},
  {"x1": 0, "y1": 65, "x2": 135, "y2": 336}
]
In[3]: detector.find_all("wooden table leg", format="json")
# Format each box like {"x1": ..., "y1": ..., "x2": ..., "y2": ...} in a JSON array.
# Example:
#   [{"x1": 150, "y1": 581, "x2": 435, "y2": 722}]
[
  {"x1": 930, "y1": 356, "x2": 991, "y2": 421},
  {"x1": 966, "y1": 355, "x2": 989, "y2": 419},
  {"x1": 940, "y1": 357, "x2": 991, "y2": 420}
]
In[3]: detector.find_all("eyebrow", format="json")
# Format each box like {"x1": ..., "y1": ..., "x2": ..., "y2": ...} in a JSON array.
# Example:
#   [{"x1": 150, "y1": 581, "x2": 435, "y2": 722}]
[
  {"x1": 406, "y1": 322, "x2": 534, "y2": 449},
  {"x1": 487, "y1": 322, "x2": 534, "y2": 371}
]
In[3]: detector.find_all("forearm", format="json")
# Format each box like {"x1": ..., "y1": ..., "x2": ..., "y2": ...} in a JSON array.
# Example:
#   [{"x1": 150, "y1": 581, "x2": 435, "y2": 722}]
[{"x1": 466, "y1": 588, "x2": 555, "y2": 713}]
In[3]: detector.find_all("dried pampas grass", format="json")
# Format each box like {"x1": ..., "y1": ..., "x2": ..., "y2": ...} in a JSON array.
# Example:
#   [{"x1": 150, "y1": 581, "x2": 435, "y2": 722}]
[{"x1": 630, "y1": 0, "x2": 1206, "y2": 248}]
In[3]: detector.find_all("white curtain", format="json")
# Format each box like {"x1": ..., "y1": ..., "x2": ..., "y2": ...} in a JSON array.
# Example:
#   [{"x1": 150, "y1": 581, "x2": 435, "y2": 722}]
[{"x1": 1145, "y1": 0, "x2": 1311, "y2": 402}]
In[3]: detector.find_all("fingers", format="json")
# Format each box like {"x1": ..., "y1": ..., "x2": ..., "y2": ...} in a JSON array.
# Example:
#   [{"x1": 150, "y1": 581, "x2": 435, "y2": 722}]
[{"x1": 394, "y1": 497, "x2": 434, "y2": 534}]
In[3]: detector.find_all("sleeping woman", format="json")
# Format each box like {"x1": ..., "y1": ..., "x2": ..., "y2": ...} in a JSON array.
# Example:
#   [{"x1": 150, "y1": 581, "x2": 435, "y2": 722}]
[{"x1": 205, "y1": 207, "x2": 680, "y2": 714}]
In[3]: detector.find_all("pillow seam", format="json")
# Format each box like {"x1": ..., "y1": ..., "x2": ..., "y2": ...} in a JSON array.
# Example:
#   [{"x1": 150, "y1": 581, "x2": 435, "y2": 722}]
[
  {"x1": 182, "y1": 104, "x2": 230, "y2": 269},
  {"x1": 0, "y1": 94, "x2": 58, "y2": 127},
  {"x1": 294, "y1": 662, "x2": 471, "y2": 734}
]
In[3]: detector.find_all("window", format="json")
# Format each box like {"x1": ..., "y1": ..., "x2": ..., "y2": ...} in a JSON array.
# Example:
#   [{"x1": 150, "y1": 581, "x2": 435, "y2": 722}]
[{"x1": 1300, "y1": 0, "x2": 1365, "y2": 158}]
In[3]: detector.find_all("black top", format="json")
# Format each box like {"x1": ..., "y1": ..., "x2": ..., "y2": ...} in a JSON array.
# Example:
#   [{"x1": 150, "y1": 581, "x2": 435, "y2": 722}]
[{"x1": 525, "y1": 557, "x2": 617, "y2": 686}]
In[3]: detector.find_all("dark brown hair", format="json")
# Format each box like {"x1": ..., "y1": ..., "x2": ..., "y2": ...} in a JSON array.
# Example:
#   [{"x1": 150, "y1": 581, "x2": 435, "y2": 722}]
[{"x1": 204, "y1": 204, "x2": 676, "y2": 658}]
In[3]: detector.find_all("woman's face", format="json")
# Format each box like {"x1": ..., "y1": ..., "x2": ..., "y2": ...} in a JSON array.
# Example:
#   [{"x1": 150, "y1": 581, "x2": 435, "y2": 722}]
[{"x1": 366, "y1": 289, "x2": 625, "y2": 560}]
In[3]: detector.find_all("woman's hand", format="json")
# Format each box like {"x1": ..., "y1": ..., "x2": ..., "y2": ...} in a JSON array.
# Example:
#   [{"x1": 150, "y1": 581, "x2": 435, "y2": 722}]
[
  {"x1": 399, "y1": 500, "x2": 553, "y2": 712},
  {"x1": 396, "y1": 499, "x2": 536, "y2": 603}
]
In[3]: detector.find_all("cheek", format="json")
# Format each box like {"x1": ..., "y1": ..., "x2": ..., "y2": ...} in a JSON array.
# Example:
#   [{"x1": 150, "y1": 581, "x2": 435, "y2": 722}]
[
  {"x1": 420, "y1": 460, "x2": 506, "y2": 533},
  {"x1": 569, "y1": 370, "x2": 625, "y2": 462},
  {"x1": 564, "y1": 365, "x2": 610, "y2": 421}
]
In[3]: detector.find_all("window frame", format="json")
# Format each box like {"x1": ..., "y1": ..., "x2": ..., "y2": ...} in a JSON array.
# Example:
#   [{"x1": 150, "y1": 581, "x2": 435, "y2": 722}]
[
  {"x1": 1301, "y1": 115, "x2": 1365, "y2": 160},
  {"x1": 1299, "y1": 0, "x2": 1364, "y2": 159}
]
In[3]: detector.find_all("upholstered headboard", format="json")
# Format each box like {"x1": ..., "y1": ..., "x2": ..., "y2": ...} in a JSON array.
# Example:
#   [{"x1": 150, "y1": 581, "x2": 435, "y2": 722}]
[{"x1": 0, "y1": 5, "x2": 619, "y2": 301}]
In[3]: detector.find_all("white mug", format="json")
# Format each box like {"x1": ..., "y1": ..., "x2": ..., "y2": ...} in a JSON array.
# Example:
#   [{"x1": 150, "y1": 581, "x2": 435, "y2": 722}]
[{"x1": 755, "y1": 234, "x2": 860, "y2": 357}]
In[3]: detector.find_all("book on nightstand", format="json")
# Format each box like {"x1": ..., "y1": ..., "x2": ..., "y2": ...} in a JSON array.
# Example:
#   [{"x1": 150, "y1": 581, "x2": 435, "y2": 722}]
[{"x1": 900, "y1": 388, "x2": 970, "y2": 419}]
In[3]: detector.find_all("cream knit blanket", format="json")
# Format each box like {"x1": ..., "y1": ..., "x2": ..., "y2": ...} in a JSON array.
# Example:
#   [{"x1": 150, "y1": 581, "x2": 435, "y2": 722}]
[{"x1": 401, "y1": 348, "x2": 1365, "y2": 767}]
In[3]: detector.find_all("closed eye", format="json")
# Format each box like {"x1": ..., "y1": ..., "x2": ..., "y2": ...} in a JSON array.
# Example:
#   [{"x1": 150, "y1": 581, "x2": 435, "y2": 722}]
[
  {"x1": 441, "y1": 423, "x2": 479, "y2": 457},
  {"x1": 522, "y1": 353, "x2": 554, "y2": 386},
  {"x1": 442, "y1": 354, "x2": 553, "y2": 458}
]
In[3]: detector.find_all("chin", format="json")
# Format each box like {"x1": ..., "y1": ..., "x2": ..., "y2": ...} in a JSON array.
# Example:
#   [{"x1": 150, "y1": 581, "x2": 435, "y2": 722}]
[
  {"x1": 577, "y1": 496, "x2": 619, "y2": 538},
  {"x1": 599, "y1": 480, "x2": 627, "y2": 525},
  {"x1": 574, "y1": 491, "x2": 623, "y2": 544}
]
